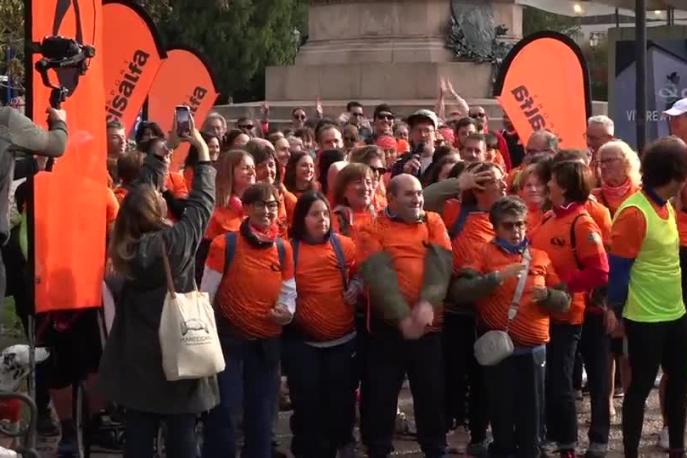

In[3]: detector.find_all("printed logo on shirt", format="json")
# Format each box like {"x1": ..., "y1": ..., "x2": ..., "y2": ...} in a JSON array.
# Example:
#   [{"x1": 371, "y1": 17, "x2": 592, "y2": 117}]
[{"x1": 587, "y1": 232, "x2": 602, "y2": 245}]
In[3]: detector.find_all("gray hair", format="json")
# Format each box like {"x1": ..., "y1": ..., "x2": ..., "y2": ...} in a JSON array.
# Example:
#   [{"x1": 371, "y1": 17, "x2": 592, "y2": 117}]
[
  {"x1": 489, "y1": 196, "x2": 528, "y2": 228},
  {"x1": 597, "y1": 139, "x2": 641, "y2": 186},
  {"x1": 588, "y1": 115, "x2": 614, "y2": 136},
  {"x1": 203, "y1": 112, "x2": 227, "y2": 130},
  {"x1": 529, "y1": 129, "x2": 559, "y2": 153}
]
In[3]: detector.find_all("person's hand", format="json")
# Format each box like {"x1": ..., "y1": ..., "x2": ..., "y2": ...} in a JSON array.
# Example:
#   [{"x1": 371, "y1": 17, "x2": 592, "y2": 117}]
[
  {"x1": 412, "y1": 300, "x2": 434, "y2": 328},
  {"x1": 168, "y1": 113, "x2": 180, "y2": 148},
  {"x1": 497, "y1": 263, "x2": 528, "y2": 282},
  {"x1": 269, "y1": 304, "x2": 293, "y2": 326},
  {"x1": 403, "y1": 158, "x2": 421, "y2": 175},
  {"x1": 46, "y1": 107, "x2": 66, "y2": 124},
  {"x1": 315, "y1": 97, "x2": 323, "y2": 118},
  {"x1": 35, "y1": 156, "x2": 50, "y2": 171},
  {"x1": 446, "y1": 79, "x2": 458, "y2": 96},
  {"x1": 399, "y1": 315, "x2": 425, "y2": 340},
  {"x1": 439, "y1": 77, "x2": 448, "y2": 96},
  {"x1": 532, "y1": 286, "x2": 548, "y2": 302},
  {"x1": 261, "y1": 101, "x2": 270, "y2": 115},
  {"x1": 605, "y1": 309, "x2": 622, "y2": 336},
  {"x1": 456, "y1": 169, "x2": 494, "y2": 192},
  {"x1": 343, "y1": 281, "x2": 360, "y2": 306}
]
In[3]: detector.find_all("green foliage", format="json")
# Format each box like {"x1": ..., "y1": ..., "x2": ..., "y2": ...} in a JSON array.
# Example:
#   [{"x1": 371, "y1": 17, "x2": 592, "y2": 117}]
[
  {"x1": 523, "y1": 6, "x2": 581, "y2": 39},
  {"x1": 138, "y1": 0, "x2": 308, "y2": 102},
  {"x1": 0, "y1": 0, "x2": 25, "y2": 94},
  {"x1": 582, "y1": 37, "x2": 609, "y2": 101}
]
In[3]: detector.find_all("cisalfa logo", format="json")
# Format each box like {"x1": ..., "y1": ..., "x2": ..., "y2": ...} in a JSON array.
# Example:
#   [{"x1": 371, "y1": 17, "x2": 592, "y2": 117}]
[
  {"x1": 186, "y1": 86, "x2": 208, "y2": 115},
  {"x1": 511, "y1": 85, "x2": 546, "y2": 131},
  {"x1": 106, "y1": 50, "x2": 151, "y2": 122}
]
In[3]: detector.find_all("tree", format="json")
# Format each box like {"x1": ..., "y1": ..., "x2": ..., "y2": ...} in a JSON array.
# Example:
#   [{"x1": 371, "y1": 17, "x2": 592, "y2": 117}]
[
  {"x1": 140, "y1": 0, "x2": 308, "y2": 102},
  {"x1": 523, "y1": 6, "x2": 581, "y2": 39},
  {"x1": 0, "y1": 0, "x2": 25, "y2": 100}
]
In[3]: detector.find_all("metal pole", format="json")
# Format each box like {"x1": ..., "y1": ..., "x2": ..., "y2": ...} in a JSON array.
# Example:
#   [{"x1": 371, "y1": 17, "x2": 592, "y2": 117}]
[
  {"x1": 636, "y1": 0, "x2": 647, "y2": 152},
  {"x1": 615, "y1": 7, "x2": 620, "y2": 28}
]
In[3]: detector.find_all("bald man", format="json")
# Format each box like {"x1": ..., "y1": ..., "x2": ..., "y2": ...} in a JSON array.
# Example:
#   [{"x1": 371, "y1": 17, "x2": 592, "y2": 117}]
[{"x1": 358, "y1": 174, "x2": 453, "y2": 458}]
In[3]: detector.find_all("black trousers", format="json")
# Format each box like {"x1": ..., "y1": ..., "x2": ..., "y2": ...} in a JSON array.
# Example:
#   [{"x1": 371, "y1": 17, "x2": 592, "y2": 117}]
[
  {"x1": 124, "y1": 409, "x2": 197, "y2": 458},
  {"x1": 484, "y1": 345, "x2": 546, "y2": 458},
  {"x1": 284, "y1": 337, "x2": 357, "y2": 458},
  {"x1": 545, "y1": 323, "x2": 582, "y2": 450},
  {"x1": 442, "y1": 313, "x2": 488, "y2": 442},
  {"x1": 363, "y1": 328, "x2": 446, "y2": 458},
  {"x1": 623, "y1": 315, "x2": 687, "y2": 457},
  {"x1": 579, "y1": 312, "x2": 611, "y2": 446}
]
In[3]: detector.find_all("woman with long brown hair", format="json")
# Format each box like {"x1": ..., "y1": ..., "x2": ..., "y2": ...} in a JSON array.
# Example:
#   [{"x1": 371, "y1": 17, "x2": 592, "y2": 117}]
[
  {"x1": 283, "y1": 151, "x2": 316, "y2": 198},
  {"x1": 99, "y1": 119, "x2": 218, "y2": 458},
  {"x1": 330, "y1": 163, "x2": 377, "y2": 244}
]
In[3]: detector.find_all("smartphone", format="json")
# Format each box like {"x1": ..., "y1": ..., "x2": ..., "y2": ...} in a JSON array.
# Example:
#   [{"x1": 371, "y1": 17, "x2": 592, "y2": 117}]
[{"x1": 175, "y1": 105, "x2": 191, "y2": 137}]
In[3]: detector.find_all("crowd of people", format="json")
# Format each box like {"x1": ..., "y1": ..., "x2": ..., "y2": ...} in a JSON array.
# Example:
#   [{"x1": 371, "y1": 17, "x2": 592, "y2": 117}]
[{"x1": 4, "y1": 85, "x2": 687, "y2": 458}]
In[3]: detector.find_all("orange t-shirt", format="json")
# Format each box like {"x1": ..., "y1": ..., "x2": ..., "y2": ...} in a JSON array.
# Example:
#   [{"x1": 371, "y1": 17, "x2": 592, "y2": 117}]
[
  {"x1": 610, "y1": 193, "x2": 671, "y2": 259},
  {"x1": 585, "y1": 196, "x2": 612, "y2": 245},
  {"x1": 106, "y1": 187, "x2": 120, "y2": 226},
  {"x1": 592, "y1": 184, "x2": 640, "y2": 217},
  {"x1": 441, "y1": 199, "x2": 494, "y2": 270},
  {"x1": 283, "y1": 189, "x2": 297, "y2": 224},
  {"x1": 205, "y1": 206, "x2": 244, "y2": 241},
  {"x1": 487, "y1": 150, "x2": 506, "y2": 170},
  {"x1": 166, "y1": 171, "x2": 189, "y2": 199},
  {"x1": 183, "y1": 167, "x2": 194, "y2": 190},
  {"x1": 530, "y1": 207, "x2": 606, "y2": 325},
  {"x1": 466, "y1": 242, "x2": 560, "y2": 347},
  {"x1": 357, "y1": 211, "x2": 452, "y2": 328},
  {"x1": 332, "y1": 208, "x2": 376, "y2": 248},
  {"x1": 206, "y1": 234, "x2": 294, "y2": 339},
  {"x1": 678, "y1": 209, "x2": 687, "y2": 248},
  {"x1": 526, "y1": 206, "x2": 545, "y2": 236},
  {"x1": 293, "y1": 236, "x2": 357, "y2": 341}
]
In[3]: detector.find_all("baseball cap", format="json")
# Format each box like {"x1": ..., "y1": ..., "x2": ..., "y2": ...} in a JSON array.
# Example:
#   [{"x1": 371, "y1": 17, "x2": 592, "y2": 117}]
[
  {"x1": 407, "y1": 109, "x2": 439, "y2": 129},
  {"x1": 664, "y1": 98, "x2": 687, "y2": 117},
  {"x1": 373, "y1": 103, "x2": 394, "y2": 119}
]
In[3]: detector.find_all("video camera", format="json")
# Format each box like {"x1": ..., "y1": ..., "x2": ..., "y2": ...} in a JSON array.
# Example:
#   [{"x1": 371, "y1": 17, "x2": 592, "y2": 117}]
[{"x1": 32, "y1": 36, "x2": 95, "y2": 109}]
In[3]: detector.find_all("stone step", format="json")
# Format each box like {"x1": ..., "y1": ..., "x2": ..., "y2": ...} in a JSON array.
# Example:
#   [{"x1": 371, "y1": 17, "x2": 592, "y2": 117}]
[{"x1": 213, "y1": 99, "x2": 608, "y2": 132}]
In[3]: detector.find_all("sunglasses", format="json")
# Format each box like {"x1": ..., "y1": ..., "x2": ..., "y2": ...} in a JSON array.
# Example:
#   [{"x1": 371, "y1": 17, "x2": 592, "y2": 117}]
[
  {"x1": 499, "y1": 220, "x2": 526, "y2": 230},
  {"x1": 376, "y1": 113, "x2": 394, "y2": 121},
  {"x1": 351, "y1": 112, "x2": 364, "y2": 117},
  {"x1": 293, "y1": 114, "x2": 306, "y2": 120},
  {"x1": 370, "y1": 166, "x2": 387, "y2": 176},
  {"x1": 470, "y1": 113, "x2": 486, "y2": 119},
  {"x1": 238, "y1": 124, "x2": 254, "y2": 130}
]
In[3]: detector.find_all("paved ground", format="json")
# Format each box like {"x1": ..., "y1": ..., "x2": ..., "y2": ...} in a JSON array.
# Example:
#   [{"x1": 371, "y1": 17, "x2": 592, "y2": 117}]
[{"x1": 32, "y1": 382, "x2": 667, "y2": 457}]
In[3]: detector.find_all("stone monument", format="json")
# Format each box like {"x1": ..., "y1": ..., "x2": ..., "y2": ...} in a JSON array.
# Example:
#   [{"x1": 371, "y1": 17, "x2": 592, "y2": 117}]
[{"x1": 265, "y1": 0, "x2": 523, "y2": 102}]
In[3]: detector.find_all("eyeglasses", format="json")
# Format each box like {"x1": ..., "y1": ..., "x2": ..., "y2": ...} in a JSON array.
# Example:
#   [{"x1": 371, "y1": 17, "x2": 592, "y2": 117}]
[
  {"x1": 499, "y1": 220, "x2": 526, "y2": 230},
  {"x1": 238, "y1": 124, "x2": 254, "y2": 130},
  {"x1": 470, "y1": 113, "x2": 486, "y2": 119},
  {"x1": 293, "y1": 114, "x2": 306, "y2": 120},
  {"x1": 376, "y1": 113, "x2": 394, "y2": 121},
  {"x1": 252, "y1": 200, "x2": 279, "y2": 211}
]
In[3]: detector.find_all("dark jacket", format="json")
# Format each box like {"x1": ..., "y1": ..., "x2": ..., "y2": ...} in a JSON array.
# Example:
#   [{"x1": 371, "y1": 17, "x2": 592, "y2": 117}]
[{"x1": 98, "y1": 155, "x2": 219, "y2": 415}]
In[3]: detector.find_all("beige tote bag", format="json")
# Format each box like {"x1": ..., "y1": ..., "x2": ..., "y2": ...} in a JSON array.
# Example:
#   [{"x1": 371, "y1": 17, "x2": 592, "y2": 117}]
[{"x1": 158, "y1": 241, "x2": 225, "y2": 381}]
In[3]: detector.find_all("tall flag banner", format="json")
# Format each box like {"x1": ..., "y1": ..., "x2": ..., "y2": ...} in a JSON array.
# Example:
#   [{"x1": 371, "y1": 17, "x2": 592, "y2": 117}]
[
  {"x1": 147, "y1": 47, "x2": 220, "y2": 171},
  {"x1": 103, "y1": 0, "x2": 166, "y2": 134},
  {"x1": 28, "y1": 0, "x2": 107, "y2": 312},
  {"x1": 494, "y1": 32, "x2": 591, "y2": 150}
]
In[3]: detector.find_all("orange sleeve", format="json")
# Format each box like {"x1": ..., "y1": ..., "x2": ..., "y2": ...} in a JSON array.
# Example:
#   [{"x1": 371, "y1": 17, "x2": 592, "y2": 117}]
[
  {"x1": 339, "y1": 235, "x2": 358, "y2": 274},
  {"x1": 280, "y1": 240, "x2": 295, "y2": 280},
  {"x1": 610, "y1": 207, "x2": 647, "y2": 259},
  {"x1": 441, "y1": 199, "x2": 460, "y2": 229},
  {"x1": 542, "y1": 251, "x2": 561, "y2": 287},
  {"x1": 588, "y1": 200, "x2": 612, "y2": 245},
  {"x1": 573, "y1": 216, "x2": 607, "y2": 261},
  {"x1": 105, "y1": 188, "x2": 119, "y2": 225},
  {"x1": 427, "y1": 212, "x2": 452, "y2": 250},
  {"x1": 206, "y1": 235, "x2": 227, "y2": 273}
]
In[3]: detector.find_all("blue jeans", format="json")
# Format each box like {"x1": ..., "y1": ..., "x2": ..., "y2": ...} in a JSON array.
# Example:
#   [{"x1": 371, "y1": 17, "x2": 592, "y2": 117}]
[
  {"x1": 202, "y1": 334, "x2": 280, "y2": 458},
  {"x1": 124, "y1": 409, "x2": 197, "y2": 458},
  {"x1": 284, "y1": 337, "x2": 357, "y2": 458}
]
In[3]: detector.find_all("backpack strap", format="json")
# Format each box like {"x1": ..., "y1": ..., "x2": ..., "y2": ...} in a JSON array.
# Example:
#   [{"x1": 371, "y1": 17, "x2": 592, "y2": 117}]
[
  {"x1": 449, "y1": 205, "x2": 476, "y2": 240},
  {"x1": 329, "y1": 233, "x2": 349, "y2": 288},
  {"x1": 292, "y1": 239, "x2": 300, "y2": 269},
  {"x1": 223, "y1": 232, "x2": 238, "y2": 275},
  {"x1": 276, "y1": 237, "x2": 286, "y2": 271},
  {"x1": 569, "y1": 213, "x2": 585, "y2": 270}
]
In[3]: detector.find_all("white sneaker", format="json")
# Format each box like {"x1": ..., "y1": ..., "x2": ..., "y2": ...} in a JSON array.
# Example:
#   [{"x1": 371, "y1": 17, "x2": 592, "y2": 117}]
[{"x1": 658, "y1": 426, "x2": 670, "y2": 450}]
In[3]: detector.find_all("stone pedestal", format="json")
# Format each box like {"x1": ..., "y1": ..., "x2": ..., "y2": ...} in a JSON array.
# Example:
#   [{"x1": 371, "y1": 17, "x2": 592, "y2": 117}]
[{"x1": 266, "y1": 0, "x2": 522, "y2": 101}]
